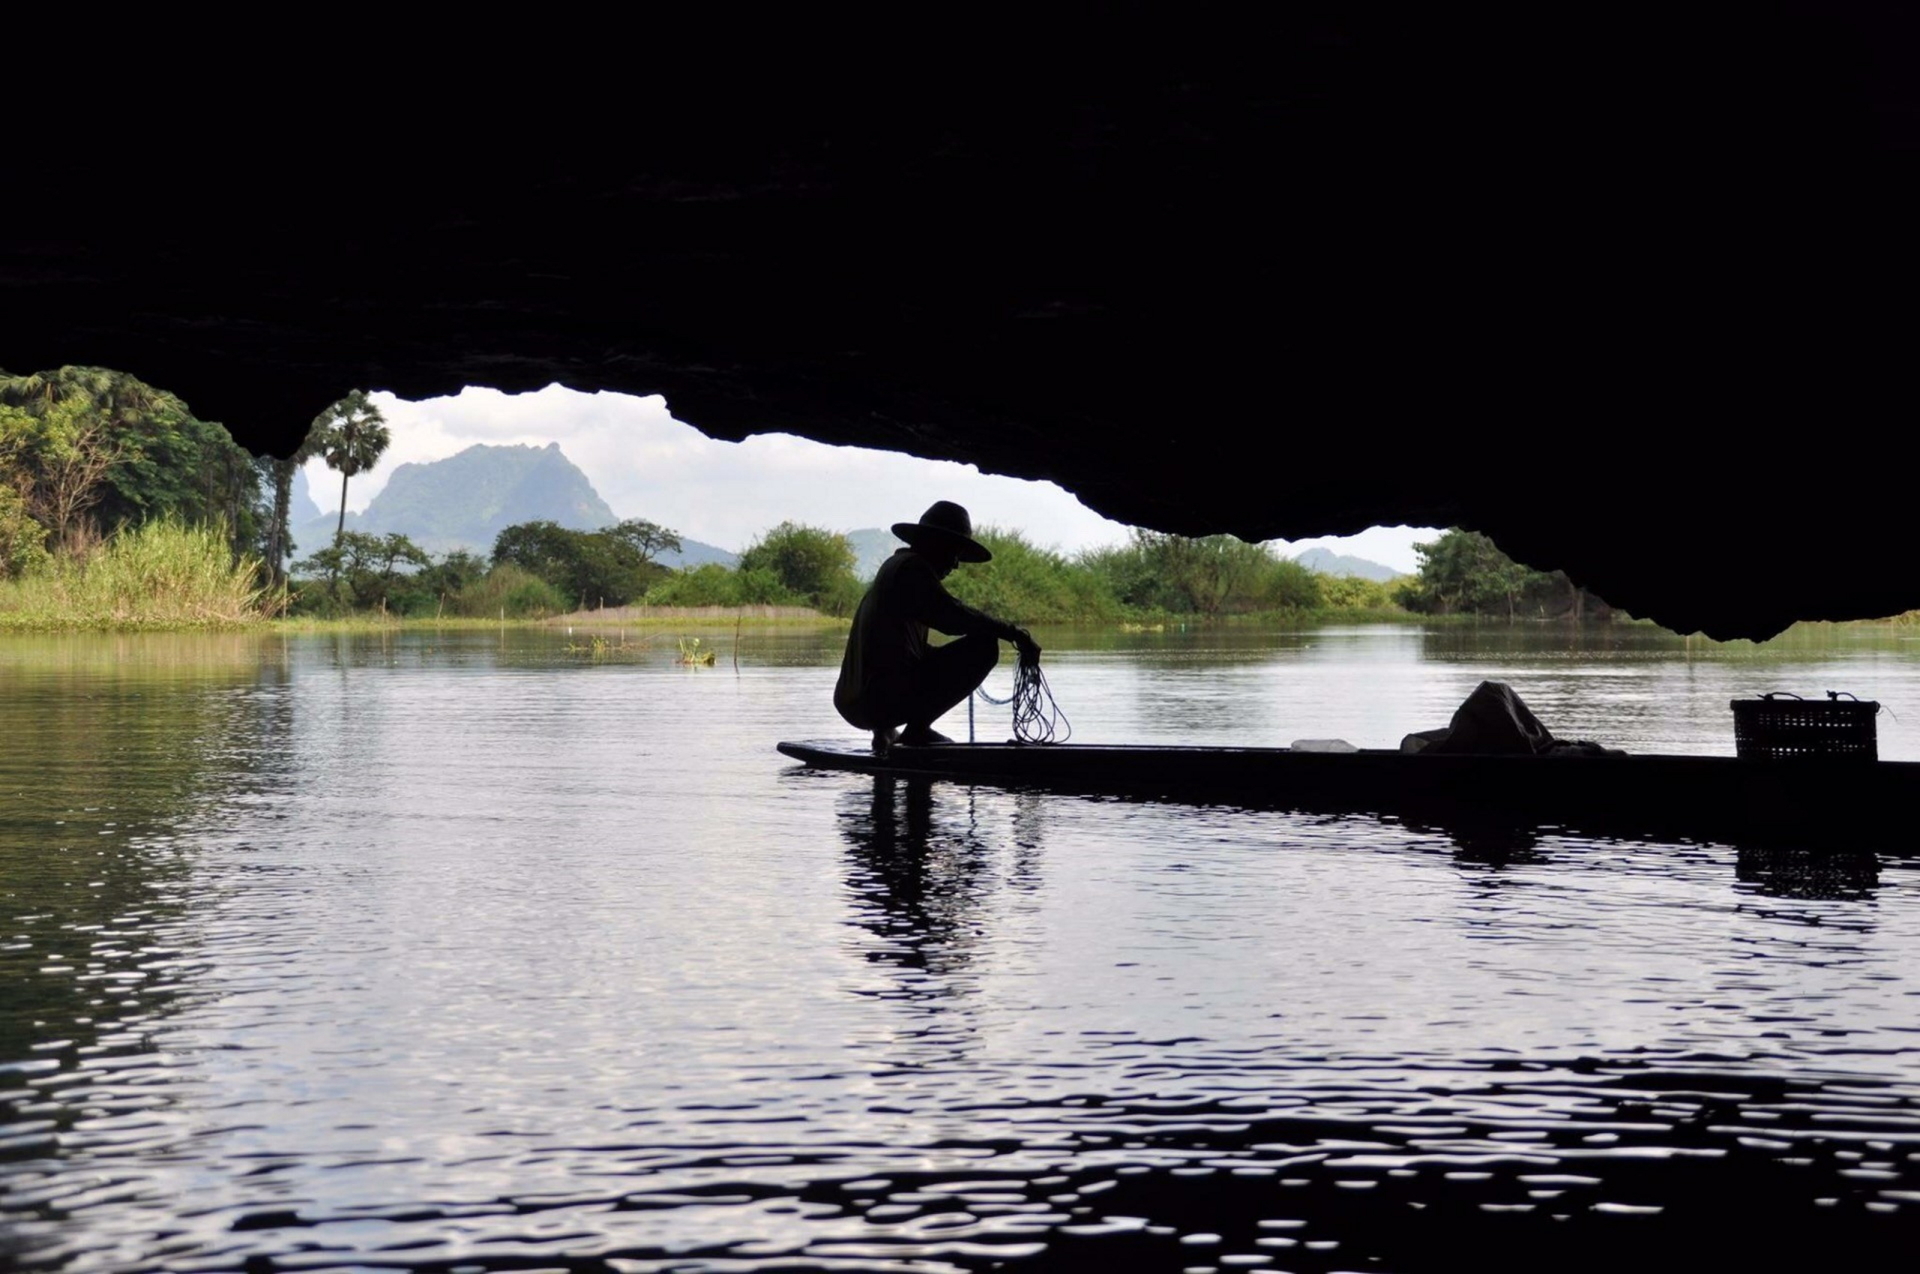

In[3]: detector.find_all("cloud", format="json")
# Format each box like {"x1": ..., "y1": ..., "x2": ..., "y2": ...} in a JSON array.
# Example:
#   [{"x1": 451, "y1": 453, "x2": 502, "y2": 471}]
[{"x1": 302, "y1": 385, "x2": 1137, "y2": 555}]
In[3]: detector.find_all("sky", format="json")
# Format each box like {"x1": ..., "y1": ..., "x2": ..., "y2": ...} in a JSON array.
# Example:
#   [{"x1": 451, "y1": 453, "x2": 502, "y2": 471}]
[{"x1": 303, "y1": 385, "x2": 1439, "y2": 573}]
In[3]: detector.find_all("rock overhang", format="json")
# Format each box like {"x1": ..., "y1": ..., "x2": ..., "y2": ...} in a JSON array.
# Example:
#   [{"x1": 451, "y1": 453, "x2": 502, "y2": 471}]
[{"x1": 6, "y1": 12, "x2": 1917, "y2": 640}]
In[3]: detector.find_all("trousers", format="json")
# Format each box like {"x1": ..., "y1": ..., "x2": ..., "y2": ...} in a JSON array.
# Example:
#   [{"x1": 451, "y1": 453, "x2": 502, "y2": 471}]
[{"x1": 835, "y1": 633, "x2": 1000, "y2": 731}]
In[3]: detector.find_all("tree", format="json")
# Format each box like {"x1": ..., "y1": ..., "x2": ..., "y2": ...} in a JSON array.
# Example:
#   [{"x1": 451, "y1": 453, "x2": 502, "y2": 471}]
[
  {"x1": 413, "y1": 549, "x2": 490, "y2": 606},
  {"x1": 1, "y1": 367, "x2": 263, "y2": 551},
  {"x1": 293, "y1": 530, "x2": 430, "y2": 612},
  {"x1": 308, "y1": 390, "x2": 390, "y2": 549},
  {"x1": 491, "y1": 520, "x2": 660, "y2": 609},
  {"x1": 1, "y1": 395, "x2": 124, "y2": 549},
  {"x1": 737, "y1": 522, "x2": 858, "y2": 612},
  {"x1": 1401, "y1": 529, "x2": 1586, "y2": 618},
  {"x1": 604, "y1": 518, "x2": 681, "y2": 567},
  {"x1": 263, "y1": 426, "x2": 325, "y2": 589}
]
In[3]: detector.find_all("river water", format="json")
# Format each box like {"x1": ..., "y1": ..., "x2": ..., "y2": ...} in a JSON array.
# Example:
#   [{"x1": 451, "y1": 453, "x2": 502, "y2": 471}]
[{"x1": 3, "y1": 622, "x2": 1919, "y2": 1272}]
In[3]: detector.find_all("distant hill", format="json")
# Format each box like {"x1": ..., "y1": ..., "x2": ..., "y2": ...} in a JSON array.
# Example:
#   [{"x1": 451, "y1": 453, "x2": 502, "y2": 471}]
[
  {"x1": 290, "y1": 443, "x2": 737, "y2": 567},
  {"x1": 846, "y1": 527, "x2": 904, "y2": 579},
  {"x1": 1293, "y1": 547, "x2": 1402, "y2": 581},
  {"x1": 290, "y1": 466, "x2": 323, "y2": 525},
  {"x1": 662, "y1": 537, "x2": 739, "y2": 570}
]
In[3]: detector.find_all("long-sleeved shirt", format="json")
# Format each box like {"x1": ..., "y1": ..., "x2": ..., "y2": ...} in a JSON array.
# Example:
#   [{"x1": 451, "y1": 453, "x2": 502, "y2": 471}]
[{"x1": 834, "y1": 548, "x2": 1005, "y2": 721}]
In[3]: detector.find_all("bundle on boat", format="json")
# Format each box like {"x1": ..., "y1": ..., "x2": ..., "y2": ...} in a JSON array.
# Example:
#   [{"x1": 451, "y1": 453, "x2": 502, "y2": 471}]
[{"x1": 1399, "y1": 680, "x2": 1624, "y2": 758}]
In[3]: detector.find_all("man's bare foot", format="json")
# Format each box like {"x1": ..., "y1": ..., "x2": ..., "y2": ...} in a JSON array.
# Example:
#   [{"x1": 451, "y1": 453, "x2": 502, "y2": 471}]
[
  {"x1": 871, "y1": 727, "x2": 898, "y2": 754},
  {"x1": 899, "y1": 725, "x2": 954, "y2": 746}
]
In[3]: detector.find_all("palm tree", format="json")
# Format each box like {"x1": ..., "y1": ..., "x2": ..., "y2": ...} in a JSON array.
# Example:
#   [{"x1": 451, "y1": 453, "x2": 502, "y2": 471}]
[{"x1": 308, "y1": 390, "x2": 390, "y2": 549}]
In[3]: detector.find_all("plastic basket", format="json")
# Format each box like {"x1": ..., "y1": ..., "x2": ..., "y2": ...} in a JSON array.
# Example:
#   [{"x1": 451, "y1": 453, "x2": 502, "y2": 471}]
[{"x1": 1730, "y1": 691, "x2": 1879, "y2": 762}]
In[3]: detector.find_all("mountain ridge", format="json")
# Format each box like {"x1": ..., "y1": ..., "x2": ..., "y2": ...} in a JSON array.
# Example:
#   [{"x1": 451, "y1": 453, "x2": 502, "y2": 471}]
[
  {"x1": 1291, "y1": 546, "x2": 1402, "y2": 581},
  {"x1": 292, "y1": 444, "x2": 737, "y2": 567}
]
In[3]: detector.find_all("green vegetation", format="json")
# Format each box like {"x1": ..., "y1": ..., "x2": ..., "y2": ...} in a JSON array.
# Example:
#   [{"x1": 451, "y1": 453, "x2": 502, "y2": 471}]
[
  {"x1": 944, "y1": 528, "x2": 1122, "y2": 623},
  {"x1": 445, "y1": 562, "x2": 569, "y2": 619},
  {"x1": 1, "y1": 366, "x2": 262, "y2": 560},
  {"x1": 0, "y1": 519, "x2": 264, "y2": 631},
  {"x1": 0, "y1": 367, "x2": 275, "y2": 630},
  {"x1": 1078, "y1": 530, "x2": 1323, "y2": 617},
  {"x1": 0, "y1": 364, "x2": 1752, "y2": 636},
  {"x1": 1397, "y1": 529, "x2": 1608, "y2": 620},
  {"x1": 491, "y1": 519, "x2": 676, "y2": 610},
  {"x1": 262, "y1": 422, "x2": 323, "y2": 588},
  {"x1": 308, "y1": 390, "x2": 391, "y2": 550},
  {"x1": 1315, "y1": 572, "x2": 1403, "y2": 611},
  {"x1": 735, "y1": 521, "x2": 863, "y2": 614},
  {"x1": 290, "y1": 518, "x2": 1425, "y2": 630}
]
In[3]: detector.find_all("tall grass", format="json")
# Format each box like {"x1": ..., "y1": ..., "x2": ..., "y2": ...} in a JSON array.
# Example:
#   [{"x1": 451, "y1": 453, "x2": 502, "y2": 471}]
[{"x1": 0, "y1": 519, "x2": 266, "y2": 631}]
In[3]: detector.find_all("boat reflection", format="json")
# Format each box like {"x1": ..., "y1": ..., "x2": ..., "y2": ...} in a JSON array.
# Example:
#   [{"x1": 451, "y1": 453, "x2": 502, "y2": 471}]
[{"x1": 1735, "y1": 845, "x2": 1880, "y2": 901}]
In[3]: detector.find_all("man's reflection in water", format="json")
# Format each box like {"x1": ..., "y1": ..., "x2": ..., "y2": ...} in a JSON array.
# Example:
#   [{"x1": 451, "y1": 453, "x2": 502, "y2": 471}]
[
  {"x1": 839, "y1": 777, "x2": 997, "y2": 1005},
  {"x1": 1442, "y1": 819, "x2": 1546, "y2": 869},
  {"x1": 1006, "y1": 789, "x2": 1047, "y2": 905}
]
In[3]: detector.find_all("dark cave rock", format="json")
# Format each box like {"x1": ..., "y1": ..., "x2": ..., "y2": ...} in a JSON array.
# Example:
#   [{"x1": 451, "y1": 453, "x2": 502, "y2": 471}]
[{"x1": 6, "y1": 10, "x2": 1917, "y2": 639}]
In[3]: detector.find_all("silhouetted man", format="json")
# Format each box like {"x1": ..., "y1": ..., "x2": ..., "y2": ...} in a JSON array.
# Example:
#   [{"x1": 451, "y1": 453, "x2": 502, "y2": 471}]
[{"x1": 835, "y1": 501, "x2": 1040, "y2": 752}]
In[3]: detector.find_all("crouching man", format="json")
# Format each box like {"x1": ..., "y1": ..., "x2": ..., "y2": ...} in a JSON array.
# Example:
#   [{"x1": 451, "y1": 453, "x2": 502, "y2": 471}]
[{"x1": 834, "y1": 501, "x2": 1039, "y2": 752}]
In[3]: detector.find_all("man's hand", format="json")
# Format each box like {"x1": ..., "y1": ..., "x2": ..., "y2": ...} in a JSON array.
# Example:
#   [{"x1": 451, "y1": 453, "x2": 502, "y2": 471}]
[{"x1": 1009, "y1": 625, "x2": 1041, "y2": 664}]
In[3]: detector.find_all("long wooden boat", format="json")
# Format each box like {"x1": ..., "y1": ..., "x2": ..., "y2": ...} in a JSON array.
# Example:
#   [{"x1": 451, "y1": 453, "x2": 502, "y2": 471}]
[{"x1": 776, "y1": 739, "x2": 1920, "y2": 852}]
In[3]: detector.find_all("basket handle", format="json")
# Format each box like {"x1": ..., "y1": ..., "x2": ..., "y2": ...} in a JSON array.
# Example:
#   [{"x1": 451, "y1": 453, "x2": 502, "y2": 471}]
[
  {"x1": 1826, "y1": 690, "x2": 1887, "y2": 717},
  {"x1": 1760, "y1": 692, "x2": 1803, "y2": 701}
]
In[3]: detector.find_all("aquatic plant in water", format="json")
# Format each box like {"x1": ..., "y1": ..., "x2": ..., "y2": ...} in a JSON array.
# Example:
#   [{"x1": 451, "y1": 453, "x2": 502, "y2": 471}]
[{"x1": 676, "y1": 635, "x2": 716, "y2": 665}]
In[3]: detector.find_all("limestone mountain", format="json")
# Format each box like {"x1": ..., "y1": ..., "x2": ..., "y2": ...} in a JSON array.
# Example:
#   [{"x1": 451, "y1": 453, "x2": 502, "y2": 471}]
[
  {"x1": 291, "y1": 443, "x2": 738, "y2": 567},
  {"x1": 289, "y1": 466, "x2": 324, "y2": 526},
  {"x1": 845, "y1": 527, "x2": 904, "y2": 579},
  {"x1": 1292, "y1": 546, "x2": 1402, "y2": 581}
]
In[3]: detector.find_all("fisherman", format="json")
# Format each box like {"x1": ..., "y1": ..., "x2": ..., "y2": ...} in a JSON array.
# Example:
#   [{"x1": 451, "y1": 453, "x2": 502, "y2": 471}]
[{"x1": 835, "y1": 500, "x2": 1041, "y2": 752}]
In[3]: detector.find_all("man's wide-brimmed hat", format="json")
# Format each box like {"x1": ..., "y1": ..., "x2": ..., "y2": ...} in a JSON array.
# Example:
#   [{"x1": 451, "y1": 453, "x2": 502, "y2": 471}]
[{"x1": 892, "y1": 500, "x2": 992, "y2": 563}]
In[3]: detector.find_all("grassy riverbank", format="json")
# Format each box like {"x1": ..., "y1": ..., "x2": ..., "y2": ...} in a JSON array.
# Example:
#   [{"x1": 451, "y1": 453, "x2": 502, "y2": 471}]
[
  {"x1": 0, "y1": 521, "x2": 264, "y2": 632},
  {"x1": 267, "y1": 605, "x2": 847, "y2": 636}
]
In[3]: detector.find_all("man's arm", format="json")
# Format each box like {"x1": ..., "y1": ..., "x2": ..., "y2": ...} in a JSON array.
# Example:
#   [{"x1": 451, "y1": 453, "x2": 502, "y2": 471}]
[{"x1": 909, "y1": 562, "x2": 1042, "y2": 660}]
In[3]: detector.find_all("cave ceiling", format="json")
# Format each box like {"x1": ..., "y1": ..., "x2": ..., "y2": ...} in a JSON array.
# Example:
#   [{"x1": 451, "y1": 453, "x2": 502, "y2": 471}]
[{"x1": 6, "y1": 12, "x2": 1918, "y2": 639}]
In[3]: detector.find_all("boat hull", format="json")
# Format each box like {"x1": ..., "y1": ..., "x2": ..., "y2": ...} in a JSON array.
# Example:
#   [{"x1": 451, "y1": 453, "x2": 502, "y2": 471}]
[{"x1": 776, "y1": 739, "x2": 1920, "y2": 853}]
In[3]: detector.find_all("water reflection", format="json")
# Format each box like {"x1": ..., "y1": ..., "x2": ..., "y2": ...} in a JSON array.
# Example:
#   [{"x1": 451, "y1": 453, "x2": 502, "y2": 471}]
[
  {"x1": 0, "y1": 639, "x2": 299, "y2": 1269},
  {"x1": 1736, "y1": 846, "x2": 1881, "y2": 902},
  {"x1": 4, "y1": 627, "x2": 1919, "y2": 1271},
  {"x1": 841, "y1": 777, "x2": 994, "y2": 996}
]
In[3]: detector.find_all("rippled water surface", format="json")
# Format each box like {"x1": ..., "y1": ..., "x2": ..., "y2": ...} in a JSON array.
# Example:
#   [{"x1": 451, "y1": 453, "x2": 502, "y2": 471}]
[{"x1": 5, "y1": 623, "x2": 1920, "y2": 1272}]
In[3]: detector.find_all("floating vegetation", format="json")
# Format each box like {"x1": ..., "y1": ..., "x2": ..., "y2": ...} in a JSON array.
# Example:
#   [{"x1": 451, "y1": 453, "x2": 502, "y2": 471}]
[
  {"x1": 564, "y1": 634, "x2": 618, "y2": 656},
  {"x1": 676, "y1": 636, "x2": 717, "y2": 666},
  {"x1": 560, "y1": 630, "x2": 662, "y2": 660}
]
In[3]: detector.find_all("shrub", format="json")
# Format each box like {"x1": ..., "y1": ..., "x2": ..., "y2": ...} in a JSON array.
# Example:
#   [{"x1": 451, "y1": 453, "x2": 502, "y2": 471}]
[
  {"x1": 0, "y1": 518, "x2": 265, "y2": 630},
  {"x1": 0, "y1": 487, "x2": 51, "y2": 579},
  {"x1": 1244, "y1": 556, "x2": 1323, "y2": 612},
  {"x1": 644, "y1": 563, "x2": 751, "y2": 607},
  {"x1": 1315, "y1": 573, "x2": 1398, "y2": 610},
  {"x1": 945, "y1": 527, "x2": 1122, "y2": 623},
  {"x1": 738, "y1": 522, "x2": 859, "y2": 613},
  {"x1": 492, "y1": 520, "x2": 665, "y2": 609},
  {"x1": 447, "y1": 564, "x2": 569, "y2": 619},
  {"x1": 1078, "y1": 531, "x2": 1310, "y2": 616}
]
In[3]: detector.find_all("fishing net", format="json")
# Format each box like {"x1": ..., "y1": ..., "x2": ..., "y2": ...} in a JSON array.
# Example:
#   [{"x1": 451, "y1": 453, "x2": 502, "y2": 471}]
[{"x1": 971, "y1": 649, "x2": 1071, "y2": 744}]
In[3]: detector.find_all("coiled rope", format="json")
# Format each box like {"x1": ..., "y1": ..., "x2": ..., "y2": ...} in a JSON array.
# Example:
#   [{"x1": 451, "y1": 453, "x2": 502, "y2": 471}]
[{"x1": 971, "y1": 650, "x2": 1071, "y2": 745}]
